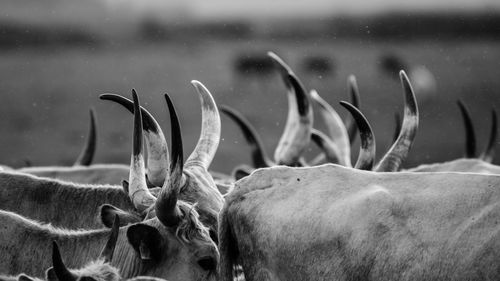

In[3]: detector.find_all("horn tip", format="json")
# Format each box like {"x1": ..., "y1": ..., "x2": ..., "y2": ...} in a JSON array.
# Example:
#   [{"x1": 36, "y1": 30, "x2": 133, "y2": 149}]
[
  {"x1": 191, "y1": 80, "x2": 209, "y2": 93},
  {"x1": 267, "y1": 51, "x2": 278, "y2": 59},
  {"x1": 98, "y1": 93, "x2": 111, "y2": 100},
  {"x1": 399, "y1": 70, "x2": 409, "y2": 80}
]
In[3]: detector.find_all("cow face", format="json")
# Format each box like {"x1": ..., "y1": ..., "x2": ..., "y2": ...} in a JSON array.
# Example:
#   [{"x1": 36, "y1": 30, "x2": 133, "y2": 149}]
[{"x1": 126, "y1": 217, "x2": 219, "y2": 281}]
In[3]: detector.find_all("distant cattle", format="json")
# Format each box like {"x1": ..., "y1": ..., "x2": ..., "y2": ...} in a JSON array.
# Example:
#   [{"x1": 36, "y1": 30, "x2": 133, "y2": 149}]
[
  {"x1": 301, "y1": 55, "x2": 334, "y2": 76},
  {"x1": 379, "y1": 52, "x2": 436, "y2": 101},
  {"x1": 233, "y1": 53, "x2": 274, "y2": 76},
  {"x1": 380, "y1": 53, "x2": 407, "y2": 78}
]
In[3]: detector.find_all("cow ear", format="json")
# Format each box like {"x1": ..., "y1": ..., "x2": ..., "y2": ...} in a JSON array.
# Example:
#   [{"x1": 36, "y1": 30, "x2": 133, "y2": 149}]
[
  {"x1": 232, "y1": 166, "x2": 251, "y2": 180},
  {"x1": 127, "y1": 224, "x2": 164, "y2": 261},
  {"x1": 100, "y1": 204, "x2": 142, "y2": 228},
  {"x1": 17, "y1": 274, "x2": 35, "y2": 281},
  {"x1": 45, "y1": 267, "x2": 57, "y2": 281}
]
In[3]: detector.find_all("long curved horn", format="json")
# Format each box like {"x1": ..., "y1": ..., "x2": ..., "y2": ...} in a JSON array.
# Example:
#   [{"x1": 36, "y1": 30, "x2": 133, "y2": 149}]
[
  {"x1": 185, "y1": 81, "x2": 221, "y2": 170},
  {"x1": 220, "y1": 105, "x2": 273, "y2": 168},
  {"x1": 393, "y1": 112, "x2": 402, "y2": 144},
  {"x1": 457, "y1": 100, "x2": 476, "y2": 158},
  {"x1": 344, "y1": 75, "x2": 361, "y2": 144},
  {"x1": 310, "y1": 90, "x2": 351, "y2": 167},
  {"x1": 74, "y1": 108, "x2": 97, "y2": 166},
  {"x1": 269, "y1": 52, "x2": 313, "y2": 166},
  {"x1": 128, "y1": 91, "x2": 156, "y2": 213},
  {"x1": 375, "y1": 71, "x2": 419, "y2": 172},
  {"x1": 155, "y1": 93, "x2": 183, "y2": 228},
  {"x1": 99, "y1": 215, "x2": 120, "y2": 262},
  {"x1": 340, "y1": 101, "x2": 375, "y2": 171},
  {"x1": 310, "y1": 129, "x2": 342, "y2": 165},
  {"x1": 52, "y1": 241, "x2": 77, "y2": 281},
  {"x1": 480, "y1": 108, "x2": 497, "y2": 163},
  {"x1": 100, "y1": 93, "x2": 169, "y2": 187}
]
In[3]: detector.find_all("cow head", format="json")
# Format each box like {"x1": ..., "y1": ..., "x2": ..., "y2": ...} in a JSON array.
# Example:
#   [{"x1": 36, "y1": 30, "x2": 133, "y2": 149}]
[
  {"x1": 100, "y1": 83, "x2": 224, "y2": 241},
  {"x1": 100, "y1": 92, "x2": 219, "y2": 280}
]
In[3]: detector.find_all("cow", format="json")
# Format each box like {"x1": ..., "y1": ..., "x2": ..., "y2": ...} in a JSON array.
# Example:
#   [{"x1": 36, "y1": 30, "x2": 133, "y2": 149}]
[
  {"x1": 0, "y1": 217, "x2": 165, "y2": 281},
  {"x1": 0, "y1": 92, "x2": 218, "y2": 281},
  {"x1": 219, "y1": 162, "x2": 500, "y2": 281}
]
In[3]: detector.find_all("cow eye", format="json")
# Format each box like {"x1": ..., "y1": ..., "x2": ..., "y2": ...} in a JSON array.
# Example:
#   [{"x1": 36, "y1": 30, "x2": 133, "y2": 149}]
[{"x1": 197, "y1": 256, "x2": 216, "y2": 271}]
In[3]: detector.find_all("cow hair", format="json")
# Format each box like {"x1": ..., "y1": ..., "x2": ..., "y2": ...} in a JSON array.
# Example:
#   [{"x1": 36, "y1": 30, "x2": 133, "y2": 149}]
[
  {"x1": 0, "y1": 274, "x2": 43, "y2": 281},
  {"x1": 5, "y1": 210, "x2": 96, "y2": 235},
  {"x1": 175, "y1": 201, "x2": 211, "y2": 244},
  {"x1": 69, "y1": 259, "x2": 121, "y2": 281},
  {"x1": 0, "y1": 171, "x2": 133, "y2": 229}
]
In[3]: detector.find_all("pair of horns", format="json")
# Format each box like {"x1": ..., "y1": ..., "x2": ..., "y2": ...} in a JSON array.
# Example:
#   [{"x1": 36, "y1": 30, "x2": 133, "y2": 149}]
[
  {"x1": 457, "y1": 100, "x2": 497, "y2": 163},
  {"x1": 308, "y1": 98, "x2": 375, "y2": 170},
  {"x1": 309, "y1": 76, "x2": 362, "y2": 167},
  {"x1": 51, "y1": 216, "x2": 120, "y2": 281},
  {"x1": 268, "y1": 52, "x2": 313, "y2": 166},
  {"x1": 128, "y1": 90, "x2": 182, "y2": 226},
  {"x1": 102, "y1": 81, "x2": 219, "y2": 227},
  {"x1": 100, "y1": 93, "x2": 169, "y2": 187},
  {"x1": 100, "y1": 81, "x2": 220, "y2": 186},
  {"x1": 73, "y1": 108, "x2": 97, "y2": 166}
]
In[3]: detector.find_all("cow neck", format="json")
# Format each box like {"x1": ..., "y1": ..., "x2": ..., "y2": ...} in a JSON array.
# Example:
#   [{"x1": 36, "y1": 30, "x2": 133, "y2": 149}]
[
  {"x1": 49, "y1": 181, "x2": 134, "y2": 229},
  {"x1": 58, "y1": 226, "x2": 147, "y2": 278}
]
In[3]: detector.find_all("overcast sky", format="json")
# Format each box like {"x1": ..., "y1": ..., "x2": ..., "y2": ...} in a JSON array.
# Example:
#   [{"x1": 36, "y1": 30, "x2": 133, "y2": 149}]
[
  {"x1": 2, "y1": 0, "x2": 500, "y2": 27},
  {"x1": 105, "y1": 0, "x2": 500, "y2": 19}
]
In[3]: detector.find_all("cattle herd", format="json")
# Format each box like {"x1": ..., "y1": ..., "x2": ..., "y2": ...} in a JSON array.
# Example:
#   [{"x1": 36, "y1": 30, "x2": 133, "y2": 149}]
[{"x1": 0, "y1": 51, "x2": 499, "y2": 281}]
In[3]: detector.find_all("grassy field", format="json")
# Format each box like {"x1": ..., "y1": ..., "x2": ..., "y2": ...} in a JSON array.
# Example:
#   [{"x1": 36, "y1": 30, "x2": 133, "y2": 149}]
[{"x1": 1, "y1": 39, "x2": 499, "y2": 174}]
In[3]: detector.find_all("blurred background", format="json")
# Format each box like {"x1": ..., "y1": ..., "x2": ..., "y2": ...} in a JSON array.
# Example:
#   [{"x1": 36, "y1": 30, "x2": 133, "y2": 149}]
[{"x1": 1, "y1": 0, "x2": 500, "y2": 174}]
